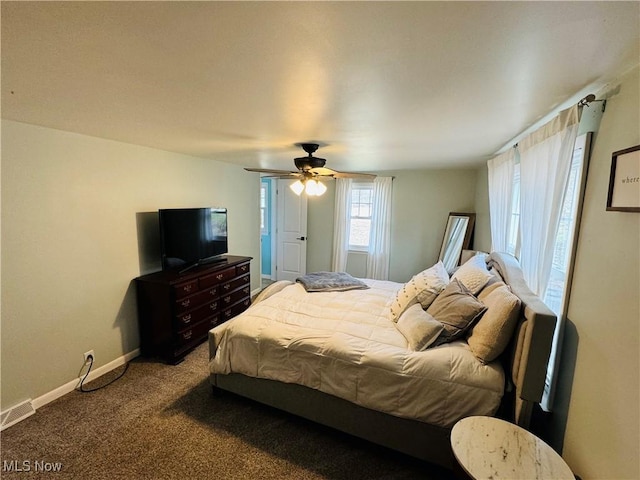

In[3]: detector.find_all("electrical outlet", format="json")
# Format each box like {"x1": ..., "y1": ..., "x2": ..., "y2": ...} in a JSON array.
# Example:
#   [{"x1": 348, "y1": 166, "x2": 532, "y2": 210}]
[{"x1": 83, "y1": 350, "x2": 94, "y2": 365}]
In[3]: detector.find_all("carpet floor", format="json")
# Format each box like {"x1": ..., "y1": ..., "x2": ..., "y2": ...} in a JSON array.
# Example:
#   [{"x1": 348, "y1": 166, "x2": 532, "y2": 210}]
[{"x1": 0, "y1": 343, "x2": 456, "y2": 479}]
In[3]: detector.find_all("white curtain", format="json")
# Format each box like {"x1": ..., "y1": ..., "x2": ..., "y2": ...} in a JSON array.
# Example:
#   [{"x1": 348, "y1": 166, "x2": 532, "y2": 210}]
[
  {"x1": 487, "y1": 147, "x2": 516, "y2": 253},
  {"x1": 331, "y1": 178, "x2": 352, "y2": 272},
  {"x1": 518, "y1": 105, "x2": 580, "y2": 297},
  {"x1": 366, "y1": 177, "x2": 393, "y2": 280}
]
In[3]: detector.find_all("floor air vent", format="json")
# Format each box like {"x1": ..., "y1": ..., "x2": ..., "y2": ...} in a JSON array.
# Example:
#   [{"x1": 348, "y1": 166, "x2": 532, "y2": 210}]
[{"x1": 1, "y1": 399, "x2": 35, "y2": 431}]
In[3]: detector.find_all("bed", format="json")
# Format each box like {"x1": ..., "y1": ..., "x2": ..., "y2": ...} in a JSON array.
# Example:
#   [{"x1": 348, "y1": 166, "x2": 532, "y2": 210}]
[{"x1": 208, "y1": 252, "x2": 555, "y2": 468}]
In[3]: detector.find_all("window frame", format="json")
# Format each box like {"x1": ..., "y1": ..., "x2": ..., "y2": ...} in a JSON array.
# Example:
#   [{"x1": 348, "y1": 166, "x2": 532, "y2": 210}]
[{"x1": 348, "y1": 182, "x2": 374, "y2": 251}]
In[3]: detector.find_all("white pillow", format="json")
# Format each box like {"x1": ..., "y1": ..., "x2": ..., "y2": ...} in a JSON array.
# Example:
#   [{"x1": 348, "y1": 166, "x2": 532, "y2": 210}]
[
  {"x1": 413, "y1": 261, "x2": 450, "y2": 308},
  {"x1": 451, "y1": 254, "x2": 492, "y2": 295},
  {"x1": 395, "y1": 304, "x2": 444, "y2": 351},
  {"x1": 389, "y1": 261, "x2": 449, "y2": 322}
]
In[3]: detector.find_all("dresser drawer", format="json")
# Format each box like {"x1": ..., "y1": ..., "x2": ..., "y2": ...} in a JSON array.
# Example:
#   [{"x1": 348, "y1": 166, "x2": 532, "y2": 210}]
[
  {"x1": 173, "y1": 318, "x2": 213, "y2": 349},
  {"x1": 173, "y1": 279, "x2": 199, "y2": 299},
  {"x1": 221, "y1": 297, "x2": 251, "y2": 322},
  {"x1": 174, "y1": 286, "x2": 219, "y2": 314},
  {"x1": 220, "y1": 285, "x2": 251, "y2": 307},
  {"x1": 174, "y1": 300, "x2": 220, "y2": 331},
  {"x1": 236, "y1": 262, "x2": 250, "y2": 276},
  {"x1": 220, "y1": 274, "x2": 250, "y2": 294},
  {"x1": 200, "y1": 266, "x2": 236, "y2": 288}
]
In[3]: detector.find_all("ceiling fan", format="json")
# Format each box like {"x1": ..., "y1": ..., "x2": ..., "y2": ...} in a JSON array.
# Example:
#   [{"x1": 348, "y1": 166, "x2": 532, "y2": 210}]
[{"x1": 244, "y1": 143, "x2": 376, "y2": 196}]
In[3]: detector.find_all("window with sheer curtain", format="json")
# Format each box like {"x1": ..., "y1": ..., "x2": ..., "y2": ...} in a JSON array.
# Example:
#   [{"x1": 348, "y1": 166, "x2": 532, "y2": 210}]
[
  {"x1": 332, "y1": 177, "x2": 393, "y2": 280},
  {"x1": 487, "y1": 105, "x2": 593, "y2": 410}
]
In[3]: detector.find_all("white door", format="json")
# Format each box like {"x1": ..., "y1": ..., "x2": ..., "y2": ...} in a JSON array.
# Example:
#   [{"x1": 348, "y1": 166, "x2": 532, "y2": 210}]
[{"x1": 276, "y1": 179, "x2": 308, "y2": 281}]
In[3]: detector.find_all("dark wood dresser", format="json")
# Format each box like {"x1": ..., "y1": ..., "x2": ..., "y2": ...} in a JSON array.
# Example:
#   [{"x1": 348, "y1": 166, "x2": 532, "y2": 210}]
[{"x1": 135, "y1": 255, "x2": 252, "y2": 364}]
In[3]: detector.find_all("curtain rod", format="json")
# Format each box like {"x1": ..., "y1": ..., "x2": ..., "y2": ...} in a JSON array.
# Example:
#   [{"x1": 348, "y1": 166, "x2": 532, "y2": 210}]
[
  {"x1": 577, "y1": 93, "x2": 606, "y2": 108},
  {"x1": 505, "y1": 93, "x2": 606, "y2": 149}
]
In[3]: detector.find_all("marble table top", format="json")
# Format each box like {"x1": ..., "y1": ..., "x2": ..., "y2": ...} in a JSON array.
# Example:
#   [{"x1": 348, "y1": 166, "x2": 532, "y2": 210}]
[{"x1": 451, "y1": 416, "x2": 575, "y2": 480}]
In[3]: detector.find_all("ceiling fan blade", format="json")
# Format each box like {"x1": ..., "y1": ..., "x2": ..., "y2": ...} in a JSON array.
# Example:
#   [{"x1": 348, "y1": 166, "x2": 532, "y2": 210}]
[
  {"x1": 261, "y1": 174, "x2": 302, "y2": 179},
  {"x1": 244, "y1": 167, "x2": 299, "y2": 175},
  {"x1": 331, "y1": 171, "x2": 377, "y2": 179},
  {"x1": 308, "y1": 167, "x2": 339, "y2": 176}
]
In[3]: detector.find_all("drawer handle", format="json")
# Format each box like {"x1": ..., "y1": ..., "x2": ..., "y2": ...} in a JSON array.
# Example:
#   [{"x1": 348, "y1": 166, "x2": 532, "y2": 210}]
[
  {"x1": 223, "y1": 284, "x2": 231, "y2": 290},
  {"x1": 216, "y1": 274, "x2": 224, "y2": 280},
  {"x1": 182, "y1": 285, "x2": 192, "y2": 293},
  {"x1": 183, "y1": 330, "x2": 193, "y2": 340},
  {"x1": 182, "y1": 314, "x2": 191, "y2": 324},
  {"x1": 210, "y1": 302, "x2": 218, "y2": 310},
  {"x1": 224, "y1": 296, "x2": 231, "y2": 303},
  {"x1": 181, "y1": 299, "x2": 191, "y2": 308},
  {"x1": 240, "y1": 265, "x2": 247, "y2": 272},
  {"x1": 209, "y1": 289, "x2": 217, "y2": 296},
  {"x1": 243, "y1": 287, "x2": 250, "y2": 294},
  {"x1": 224, "y1": 310, "x2": 232, "y2": 318}
]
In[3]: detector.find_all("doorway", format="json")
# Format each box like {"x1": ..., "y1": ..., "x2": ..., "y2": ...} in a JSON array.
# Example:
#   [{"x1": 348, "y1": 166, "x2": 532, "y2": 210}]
[{"x1": 260, "y1": 178, "x2": 308, "y2": 284}]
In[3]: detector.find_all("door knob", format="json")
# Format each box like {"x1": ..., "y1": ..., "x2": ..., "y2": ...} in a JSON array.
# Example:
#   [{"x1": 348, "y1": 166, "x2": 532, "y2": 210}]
[{"x1": 296, "y1": 236, "x2": 307, "y2": 241}]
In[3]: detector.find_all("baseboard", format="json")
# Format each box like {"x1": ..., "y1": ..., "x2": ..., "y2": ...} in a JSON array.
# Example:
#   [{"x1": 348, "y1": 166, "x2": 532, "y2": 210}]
[
  {"x1": 251, "y1": 287, "x2": 262, "y2": 297},
  {"x1": 1, "y1": 348, "x2": 140, "y2": 430}
]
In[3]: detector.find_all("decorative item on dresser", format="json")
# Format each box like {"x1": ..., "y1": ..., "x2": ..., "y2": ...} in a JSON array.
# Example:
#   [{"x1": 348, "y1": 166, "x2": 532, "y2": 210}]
[{"x1": 136, "y1": 255, "x2": 252, "y2": 364}]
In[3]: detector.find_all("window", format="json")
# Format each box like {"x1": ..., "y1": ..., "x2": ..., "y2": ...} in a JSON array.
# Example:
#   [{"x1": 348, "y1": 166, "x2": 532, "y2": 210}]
[
  {"x1": 348, "y1": 183, "x2": 374, "y2": 249},
  {"x1": 543, "y1": 140, "x2": 586, "y2": 315},
  {"x1": 506, "y1": 140, "x2": 586, "y2": 316}
]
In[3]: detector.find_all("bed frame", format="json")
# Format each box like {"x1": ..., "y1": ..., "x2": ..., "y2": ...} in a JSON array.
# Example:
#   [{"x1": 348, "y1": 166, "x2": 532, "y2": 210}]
[{"x1": 208, "y1": 252, "x2": 556, "y2": 468}]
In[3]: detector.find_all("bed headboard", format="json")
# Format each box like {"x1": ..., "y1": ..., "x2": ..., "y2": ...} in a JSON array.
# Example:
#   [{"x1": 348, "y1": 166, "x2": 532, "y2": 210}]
[{"x1": 487, "y1": 252, "x2": 556, "y2": 428}]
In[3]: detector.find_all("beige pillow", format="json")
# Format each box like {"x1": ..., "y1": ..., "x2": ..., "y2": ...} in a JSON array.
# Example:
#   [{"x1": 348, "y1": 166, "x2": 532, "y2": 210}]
[
  {"x1": 427, "y1": 279, "x2": 487, "y2": 346},
  {"x1": 477, "y1": 279, "x2": 507, "y2": 302},
  {"x1": 468, "y1": 284, "x2": 522, "y2": 363},
  {"x1": 396, "y1": 304, "x2": 444, "y2": 351},
  {"x1": 451, "y1": 254, "x2": 493, "y2": 295},
  {"x1": 389, "y1": 261, "x2": 449, "y2": 321}
]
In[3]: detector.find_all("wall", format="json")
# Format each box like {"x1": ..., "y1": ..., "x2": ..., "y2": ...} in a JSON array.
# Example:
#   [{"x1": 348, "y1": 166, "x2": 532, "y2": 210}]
[
  {"x1": 307, "y1": 168, "x2": 478, "y2": 282},
  {"x1": 558, "y1": 66, "x2": 639, "y2": 479},
  {"x1": 1, "y1": 120, "x2": 260, "y2": 409},
  {"x1": 473, "y1": 164, "x2": 491, "y2": 252}
]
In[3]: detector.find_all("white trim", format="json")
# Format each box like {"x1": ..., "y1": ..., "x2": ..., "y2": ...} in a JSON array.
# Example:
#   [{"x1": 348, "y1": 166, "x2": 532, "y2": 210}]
[
  {"x1": 251, "y1": 287, "x2": 262, "y2": 297},
  {"x1": 32, "y1": 348, "x2": 140, "y2": 410}
]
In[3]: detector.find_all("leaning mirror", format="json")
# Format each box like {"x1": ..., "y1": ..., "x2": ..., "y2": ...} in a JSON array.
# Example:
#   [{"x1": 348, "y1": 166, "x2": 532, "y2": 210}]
[{"x1": 438, "y1": 212, "x2": 476, "y2": 273}]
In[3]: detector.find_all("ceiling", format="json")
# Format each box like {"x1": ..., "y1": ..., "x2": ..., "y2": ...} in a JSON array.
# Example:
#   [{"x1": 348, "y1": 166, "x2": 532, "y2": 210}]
[{"x1": 2, "y1": 2, "x2": 639, "y2": 172}]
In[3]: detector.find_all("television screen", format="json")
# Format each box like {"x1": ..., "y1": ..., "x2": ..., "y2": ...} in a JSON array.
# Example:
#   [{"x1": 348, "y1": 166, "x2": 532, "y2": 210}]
[{"x1": 159, "y1": 208, "x2": 228, "y2": 271}]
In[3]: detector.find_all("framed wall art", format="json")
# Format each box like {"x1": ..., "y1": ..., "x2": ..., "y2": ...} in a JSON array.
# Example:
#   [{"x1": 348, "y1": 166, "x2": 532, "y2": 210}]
[{"x1": 606, "y1": 144, "x2": 640, "y2": 212}]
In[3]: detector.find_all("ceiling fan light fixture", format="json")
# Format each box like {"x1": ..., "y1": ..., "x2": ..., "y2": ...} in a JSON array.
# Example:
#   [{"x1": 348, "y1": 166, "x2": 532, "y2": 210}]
[
  {"x1": 305, "y1": 179, "x2": 327, "y2": 196},
  {"x1": 315, "y1": 179, "x2": 328, "y2": 196},
  {"x1": 290, "y1": 180, "x2": 305, "y2": 196}
]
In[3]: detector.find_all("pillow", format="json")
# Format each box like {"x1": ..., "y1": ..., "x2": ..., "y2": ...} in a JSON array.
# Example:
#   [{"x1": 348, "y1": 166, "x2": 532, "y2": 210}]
[
  {"x1": 427, "y1": 279, "x2": 487, "y2": 346},
  {"x1": 477, "y1": 279, "x2": 507, "y2": 302},
  {"x1": 395, "y1": 304, "x2": 444, "y2": 351},
  {"x1": 451, "y1": 254, "x2": 493, "y2": 295},
  {"x1": 468, "y1": 284, "x2": 522, "y2": 363},
  {"x1": 414, "y1": 261, "x2": 450, "y2": 308},
  {"x1": 389, "y1": 261, "x2": 450, "y2": 321}
]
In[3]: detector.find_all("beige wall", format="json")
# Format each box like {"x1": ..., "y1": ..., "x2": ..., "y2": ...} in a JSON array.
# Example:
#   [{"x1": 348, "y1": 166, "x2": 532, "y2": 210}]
[
  {"x1": 559, "y1": 66, "x2": 639, "y2": 479},
  {"x1": 307, "y1": 168, "x2": 478, "y2": 282},
  {"x1": 1, "y1": 120, "x2": 260, "y2": 408},
  {"x1": 473, "y1": 164, "x2": 491, "y2": 253}
]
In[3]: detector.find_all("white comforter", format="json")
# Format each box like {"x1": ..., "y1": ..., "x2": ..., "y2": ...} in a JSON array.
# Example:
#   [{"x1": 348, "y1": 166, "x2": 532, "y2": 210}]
[{"x1": 209, "y1": 280, "x2": 504, "y2": 428}]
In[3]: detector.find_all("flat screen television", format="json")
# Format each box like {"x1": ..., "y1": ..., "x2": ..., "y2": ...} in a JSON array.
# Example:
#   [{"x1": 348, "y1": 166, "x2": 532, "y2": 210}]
[{"x1": 159, "y1": 207, "x2": 228, "y2": 272}]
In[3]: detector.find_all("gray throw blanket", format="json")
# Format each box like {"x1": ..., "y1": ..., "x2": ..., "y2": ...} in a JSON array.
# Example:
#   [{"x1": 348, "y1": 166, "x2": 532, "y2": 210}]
[{"x1": 296, "y1": 271, "x2": 369, "y2": 292}]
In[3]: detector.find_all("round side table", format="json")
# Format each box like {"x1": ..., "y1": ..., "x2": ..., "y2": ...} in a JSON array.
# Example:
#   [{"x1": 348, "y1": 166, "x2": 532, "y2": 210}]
[{"x1": 451, "y1": 416, "x2": 574, "y2": 480}]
